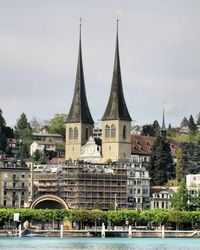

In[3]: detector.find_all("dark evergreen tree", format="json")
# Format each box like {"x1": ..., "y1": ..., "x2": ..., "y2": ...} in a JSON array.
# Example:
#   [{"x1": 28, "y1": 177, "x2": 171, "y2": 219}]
[
  {"x1": 180, "y1": 141, "x2": 200, "y2": 175},
  {"x1": 196, "y1": 113, "x2": 200, "y2": 126},
  {"x1": 141, "y1": 124, "x2": 155, "y2": 136},
  {"x1": 180, "y1": 117, "x2": 189, "y2": 128},
  {"x1": 0, "y1": 109, "x2": 7, "y2": 152},
  {"x1": 141, "y1": 121, "x2": 160, "y2": 137},
  {"x1": 188, "y1": 115, "x2": 197, "y2": 135},
  {"x1": 15, "y1": 113, "x2": 32, "y2": 142},
  {"x1": 147, "y1": 136, "x2": 175, "y2": 185},
  {"x1": 152, "y1": 120, "x2": 160, "y2": 137}
]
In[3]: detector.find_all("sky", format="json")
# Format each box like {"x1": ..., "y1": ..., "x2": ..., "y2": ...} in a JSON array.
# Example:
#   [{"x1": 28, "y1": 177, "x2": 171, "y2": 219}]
[{"x1": 0, "y1": 0, "x2": 200, "y2": 128}]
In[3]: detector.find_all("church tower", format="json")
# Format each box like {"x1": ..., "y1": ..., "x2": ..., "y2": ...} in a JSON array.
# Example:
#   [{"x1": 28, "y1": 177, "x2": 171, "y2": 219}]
[
  {"x1": 160, "y1": 106, "x2": 167, "y2": 137},
  {"x1": 65, "y1": 22, "x2": 94, "y2": 161},
  {"x1": 101, "y1": 21, "x2": 132, "y2": 163}
]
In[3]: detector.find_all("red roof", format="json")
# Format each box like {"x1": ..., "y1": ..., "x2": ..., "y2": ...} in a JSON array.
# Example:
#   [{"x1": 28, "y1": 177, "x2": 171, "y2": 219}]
[{"x1": 131, "y1": 134, "x2": 178, "y2": 158}]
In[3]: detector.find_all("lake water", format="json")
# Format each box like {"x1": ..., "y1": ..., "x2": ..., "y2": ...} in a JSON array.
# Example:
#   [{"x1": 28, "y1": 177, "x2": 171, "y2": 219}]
[{"x1": 0, "y1": 237, "x2": 200, "y2": 250}]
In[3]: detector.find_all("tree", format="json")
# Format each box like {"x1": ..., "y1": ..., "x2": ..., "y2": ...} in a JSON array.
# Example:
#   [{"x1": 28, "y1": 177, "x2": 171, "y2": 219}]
[
  {"x1": 196, "y1": 113, "x2": 200, "y2": 126},
  {"x1": 147, "y1": 136, "x2": 175, "y2": 185},
  {"x1": 188, "y1": 115, "x2": 197, "y2": 135},
  {"x1": 180, "y1": 117, "x2": 189, "y2": 128},
  {"x1": 48, "y1": 114, "x2": 67, "y2": 137},
  {"x1": 141, "y1": 125, "x2": 155, "y2": 137},
  {"x1": 15, "y1": 113, "x2": 32, "y2": 143},
  {"x1": 179, "y1": 141, "x2": 200, "y2": 176},
  {"x1": 30, "y1": 116, "x2": 41, "y2": 132},
  {"x1": 189, "y1": 190, "x2": 200, "y2": 211},
  {"x1": 0, "y1": 109, "x2": 7, "y2": 152},
  {"x1": 176, "y1": 148, "x2": 184, "y2": 183},
  {"x1": 171, "y1": 179, "x2": 188, "y2": 211},
  {"x1": 152, "y1": 120, "x2": 160, "y2": 137}
]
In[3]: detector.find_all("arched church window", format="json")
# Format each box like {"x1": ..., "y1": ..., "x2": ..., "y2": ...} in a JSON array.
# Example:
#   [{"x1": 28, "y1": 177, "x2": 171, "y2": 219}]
[
  {"x1": 74, "y1": 127, "x2": 78, "y2": 139},
  {"x1": 85, "y1": 128, "x2": 89, "y2": 141},
  {"x1": 105, "y1": 125, "x2": 110, "y2": 138},
  {"x1": 123, "y1": 125, "x2": 126, "y2": 139},
  {"x1": 111, "y1": 124, "x2": 116, "y2": 138},
  {"x1": 69, "y1": 128, "x2": 73, "y2": 140}
]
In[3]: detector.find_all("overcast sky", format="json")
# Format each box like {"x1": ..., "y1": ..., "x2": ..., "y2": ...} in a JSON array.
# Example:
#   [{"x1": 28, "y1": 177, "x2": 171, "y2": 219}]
[{"x1": 1, "y1": 0, "x2": 200, "y2": 128}]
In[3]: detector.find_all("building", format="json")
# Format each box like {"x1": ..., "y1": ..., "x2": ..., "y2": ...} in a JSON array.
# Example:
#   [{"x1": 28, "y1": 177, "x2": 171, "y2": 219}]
[
  {"x1": 32, "y1": 132, "x2": 64, "y2": 143},
  {"x1": 150, "y1": 186, "x2": 174, "y2": 209},
  {"x1": 131, "y1": 134, "x2": 178, "y2": 166},
  {"x1": 32, "y1": 163, "x2": 127, "y2": 210},
  {"x1": 127, "y1": 163, "x2": 151, "y2": 210},
  {"x1": 65, "y1": 21, "x2": 132, "y2": 163},
  {"x1": 186, "y1": 174, "x2": 200, "y2": 198},
  {"x1": 0, "y1": 160, "x2": 30, "y2": 208},
  {"x1": 30, "y1": 141, "x2": 57, "y2": 156}
]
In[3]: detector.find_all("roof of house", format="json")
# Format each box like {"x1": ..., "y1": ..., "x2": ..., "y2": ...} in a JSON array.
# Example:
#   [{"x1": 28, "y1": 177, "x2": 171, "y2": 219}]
[{"x1": 131, "y1": 134, "x2": 178, "y2": 158}]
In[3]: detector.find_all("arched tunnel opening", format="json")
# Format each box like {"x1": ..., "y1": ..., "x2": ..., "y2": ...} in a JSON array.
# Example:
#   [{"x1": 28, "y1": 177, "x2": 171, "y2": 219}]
[{"x1": 34, "y1": 200, "x2": 65, "y2": 209}]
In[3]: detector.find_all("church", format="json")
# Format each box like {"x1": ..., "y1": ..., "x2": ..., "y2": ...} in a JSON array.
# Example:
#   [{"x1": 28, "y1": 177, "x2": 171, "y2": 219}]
[{"x1": 65, "y1": 21, "x2": 132, "y2": 164}]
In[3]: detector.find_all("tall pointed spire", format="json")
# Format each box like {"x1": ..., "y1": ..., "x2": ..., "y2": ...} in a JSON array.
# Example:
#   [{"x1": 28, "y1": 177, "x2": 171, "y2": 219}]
[
  {"x1": 161, "y1": 104, "x2": 167, "y2": 137},
  {"x1": 66, "y1": 19, "x2": 94, "y2": 124},
  {"x1": 102, "y1": 20, "x2": 132, "y2": 121}
]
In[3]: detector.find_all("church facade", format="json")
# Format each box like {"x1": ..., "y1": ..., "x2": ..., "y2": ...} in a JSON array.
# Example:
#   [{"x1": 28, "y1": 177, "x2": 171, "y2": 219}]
[{"x1": 65, "y1": 22, "x2": 132, "y2": 163}]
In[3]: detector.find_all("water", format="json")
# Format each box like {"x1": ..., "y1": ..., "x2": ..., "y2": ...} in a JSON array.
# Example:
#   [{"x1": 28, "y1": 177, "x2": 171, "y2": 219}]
[{"x1": 0, "y1": 237, "x2": 200, "y2": 250}]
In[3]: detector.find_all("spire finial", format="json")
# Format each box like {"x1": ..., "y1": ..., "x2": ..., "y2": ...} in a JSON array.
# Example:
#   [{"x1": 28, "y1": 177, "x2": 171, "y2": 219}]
[
  {"x1": 79, "y1": 17, "x2": 82, "y2": 38},
  {"x1": 116, "y1": 10, "x2": 122, "y2": 33}
]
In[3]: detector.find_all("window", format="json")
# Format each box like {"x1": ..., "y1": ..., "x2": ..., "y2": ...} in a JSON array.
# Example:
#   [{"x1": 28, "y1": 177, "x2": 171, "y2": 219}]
[
  {"x1": 22, "y1": 191, "x2": 24, "y2": 196},
  {"x1": 111, "y1": 124, "x2": 116, "y2": 138},
  {"x1": 22, "y1": 174, "x2": 25, "y2": 178},
  {"x1": 137, "y1": 189, "x2": 141, "y2": 194},
  {"x1": 3, "y1": 200, "x2": 6, "y2": 207},
  {"x1": 13, "y1": 182, "x2": 16, "y2": 188},
  {"x1": 22, "y1": 183, "x2": 25, "y2": 188},
  {"x1": 85, "y1": 128, "x2": 89, "y2": 141},
  {"x1": 123, "y1": 125, "x2": 126, "y2": 139},
  {"x1": 13, "y1": 191, "x2": 16, "y2": 196},
  {"x1": 69, "y1": 128, "x2": 73, "y2": 139},
  {"x1": 74, "y1": 127, "x2": 78, "y2": 139},
  {"x1": 13, "y1": 174, "x2": 16, "y2": 180},
  {"x1": 21, "y1": 200, "x2": 24, "y2": 206},
  {"x1": 105, "y1": 125, "x2": 110, "y2": 138},
  {"x1": 4, "y1": 191, "x2": 7, "y2": 196},
  {"x1": 12, "y1": 200, "x2": 16, "y2": 207}
]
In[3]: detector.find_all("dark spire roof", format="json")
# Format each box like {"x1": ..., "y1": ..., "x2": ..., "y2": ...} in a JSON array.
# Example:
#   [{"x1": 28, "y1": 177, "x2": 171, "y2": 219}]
[
  {"x1": 160, "y1": 105, "x2": 167, "y2": 137},
  {"x1": 161, "y1": 106, "x2": 166, "y2": 131},
  {"x1": 102, "y1": 21, "x2": 132, "y2": 121},
  {"x1": 66, "y1": 21, "x2": 94, "y2": 124}
]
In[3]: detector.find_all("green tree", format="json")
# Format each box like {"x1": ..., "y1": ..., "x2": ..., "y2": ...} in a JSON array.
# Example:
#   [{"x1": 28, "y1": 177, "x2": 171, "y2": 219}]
[
  {"x1": 171, "y1": 179, "x2": 188, "y2": 211},
  {"x1": 147, "y1": 136, "x2": 175, "y2": 185},
  {"x1": 152, "y1": 120, "x2": 160, "y2": 137},
  {"x1": 15, "y1": 113, "x2": 32, "y2": 143},
  {"x1": 188, "y1": 115, "x2": 197, "y2": 135},
  {"x1": 196, "y1": 113, "x2": 200, "y2": 126},
  {"x1": 180, "y1": 117, "x2": 189, "y2": 128},
  {"x1": 189, "y1": 190, "x2": 200, "y2": 211},
  {"x1": 32, "y1": 149, "x2": 42, "y2": 162},
  {"x1": 48, "y1": 114, "x2": 67, "y2": 137},
  {"x1": 0, "y1": 109, "x2": 7, "y2": 152},
  {"x1": 176, "y1": 148, "x2": 184, "y2": 183}
]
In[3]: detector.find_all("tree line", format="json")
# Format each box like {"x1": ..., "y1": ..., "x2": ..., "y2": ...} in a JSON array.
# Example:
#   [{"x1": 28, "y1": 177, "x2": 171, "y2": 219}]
[{"x1": 1, "y1": 208, "x2": 200, "y2": 230}]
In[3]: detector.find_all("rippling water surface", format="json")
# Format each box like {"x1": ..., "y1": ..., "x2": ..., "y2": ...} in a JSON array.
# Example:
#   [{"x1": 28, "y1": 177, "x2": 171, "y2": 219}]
[{"x1": 0, "y1": 237, "x2": 200, "y2": 250}]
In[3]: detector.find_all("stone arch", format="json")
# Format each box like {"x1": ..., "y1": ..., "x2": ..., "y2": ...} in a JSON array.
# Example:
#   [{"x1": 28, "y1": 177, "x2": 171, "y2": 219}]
[{"x1": 30, "y1": 194, "x2": 69, "y2": 210}]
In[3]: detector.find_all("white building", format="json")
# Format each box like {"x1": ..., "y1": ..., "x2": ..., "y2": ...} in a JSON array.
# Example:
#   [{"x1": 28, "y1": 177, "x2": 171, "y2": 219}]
[
  {"x1": 186, "y1": 174, "x2": 200, "y2": 197},
  {"x1": 30, "y1": 141, "x2": 56, "y2": 156},
  {"x1": 127, "y1": 163, "x2": 151, "y2": 210}
]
